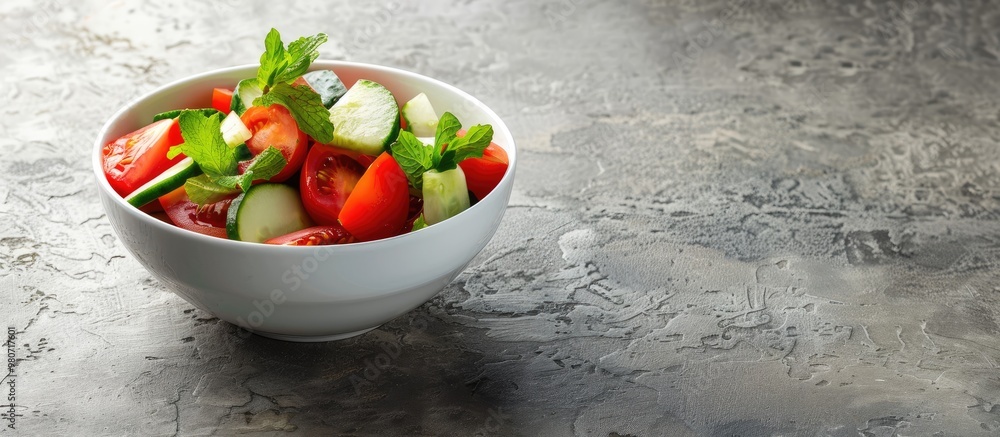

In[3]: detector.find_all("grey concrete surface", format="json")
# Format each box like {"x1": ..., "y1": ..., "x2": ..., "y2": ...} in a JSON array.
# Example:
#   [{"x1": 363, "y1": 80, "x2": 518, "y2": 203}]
[{"x1": 2, "y1": 0, "x2": 1000, "y2": 435}]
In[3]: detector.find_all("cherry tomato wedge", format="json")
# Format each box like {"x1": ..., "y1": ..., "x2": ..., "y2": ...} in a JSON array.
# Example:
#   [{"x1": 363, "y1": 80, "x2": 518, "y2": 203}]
[
  {"x1": 454, "y1": 130, "x2": 509, "y2": 201},
  {"x1": 240, "y1": 105, "x2": 308, "y2": 182},
  {"x1": 300, "y1": 144, "x2": 371, "y2": 225},
  {"x1": 212, "y1": 88, "x2": 233, "y2": 114},
  {"x1": 158, "y1": 186, "x2": 234, "y2": 239},
  {"x1": 102, "y1": 118, "x2": 185, "y2": 197},
  {"x1": 339, "y1": 152, "x2": 410, "y2": 242},
  {"x1": 264, "y1": 225, "x2": 355, "y2": 246}
]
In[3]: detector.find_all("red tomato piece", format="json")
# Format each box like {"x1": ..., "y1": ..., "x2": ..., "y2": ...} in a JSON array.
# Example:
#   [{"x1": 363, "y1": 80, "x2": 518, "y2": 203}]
[
  {"x1": 102, "y1": 118, "x2": 185, "y2": 197},
  {"x1": 240, "y1": 105, "x2": 308, "y2": 182},
  {"x1": 300, "y1": 144, "x2": 371, "y2": 225},
  {"x1": 339, "y1": 152, "x2": 410, "y2": 242},
  {"x1": 212, "y1": 88, "x2": 233, "y2": 113},
  {"x1": 158, "y1": 186, "x2": 234, "y2": 239},
  {"x1": 458, "y1": 142, "x2": 509, "y2": 200},
  {"x1": 264, "y1": 225, "x2": 355, "y2": 246}
]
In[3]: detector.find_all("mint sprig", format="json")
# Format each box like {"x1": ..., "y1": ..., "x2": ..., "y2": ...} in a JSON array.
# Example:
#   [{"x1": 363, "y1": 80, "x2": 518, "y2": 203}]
[
  {"x1": 214, "y1": 146, "x2": 287, "y2": 191},
  {"x1": 183, "y1": 147, "x2": 287, "y2": 204},
  {"x1": 168, "y1": 110, "x2": 288, "y2": 204},
  {"x1": 392, "y1": 132, "x2": 434, "y2": 189},
  {"x1": 438, "y1": 123, "x2": 494, "y2": 171},
  {"x1": 390, "y1": 112, "x2": 493, "y2": 191},
  {"x1": 433, "y1": 112, "x2": 462, "y2": 164},
  {"x1": 251, "y1": 29, "x2": 335, "y2": 144},
  {"x1": 257, "y1": 29, "x2": 327, "y2": 92},
  {"x1": 254, "y1": 83, "x2": 333, "y2": 143},
  {"x1": 168, "y1": 111, "x2": 240, "y2": 176}
]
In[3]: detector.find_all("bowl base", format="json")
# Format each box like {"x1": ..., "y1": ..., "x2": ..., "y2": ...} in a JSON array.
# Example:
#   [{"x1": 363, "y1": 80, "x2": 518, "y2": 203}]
[{"x1": 254, "y1": 326, "x2": 379, "y2": 342}]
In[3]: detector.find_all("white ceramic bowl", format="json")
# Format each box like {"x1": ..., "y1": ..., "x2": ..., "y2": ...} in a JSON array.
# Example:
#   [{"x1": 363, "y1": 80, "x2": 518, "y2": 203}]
[{"x1": 93, "y1": 61, "x2": 516, "y2": 342}]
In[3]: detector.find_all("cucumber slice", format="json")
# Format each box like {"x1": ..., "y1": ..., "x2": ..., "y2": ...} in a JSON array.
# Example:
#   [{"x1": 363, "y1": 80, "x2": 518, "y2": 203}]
[
  {"x1": 226, "y1": 183, "x2": 313, "y2": 242},
  {"x1": 231, "y1": 78, "x2": 263, "y2": 116},
  {"x1": 221, "y1": 111, "x2": 252, "y2": 147},
  {"x1": 152, "y1": 108, "x2": 220, "y2": 122},
  {"x1": 422, "y1": 167, "x2": 470, "y2": 225},
  {"x1": 327, "y1": 79, "x2": 400, "y2": 156},
  {"x1": 401, "y1": 93, "x2": 438, "y2": 137},
  {"x1": 124, "y1": 157, "x2": 202, "y2": 208},
  {"x1": 302, "y1": 70, "x2": 347, "y2": 109}
]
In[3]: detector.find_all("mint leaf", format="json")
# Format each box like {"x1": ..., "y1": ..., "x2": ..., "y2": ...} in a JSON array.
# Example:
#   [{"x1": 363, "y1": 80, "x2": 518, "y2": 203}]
[
  {"x1": 184, "y1": 174, "x2": 240, "y2": 205},
  {"x1": 154, "y1": 108, "x2": 221, "y2": 122},
  {"x1": 243, "y1": 146, "x2": 287, "y2": 181},
  {"x1": 411, "y1": 214, "x2": 427, "y2": 231},
  {"x1": 258, "y1": 28, "x2": 287, "y2": 90},
  {"x1": 390, "y1": 131, "x2": 435, "y2": 189},
  {"x1": 215, "y1": 146, "x2": 287, "y2": 191},
  {"x1": 187, "y1": 146, "x2": 287, "y2": 204},
  {"x1": 172, "y1": 111, "x2": 240, "y2": 176},
  {"x1": 433, "y1": 112, "x2": 462, "y2": 166},
  {"x1": 391, "y1": 112, "x2": 495, "y2": 192},
  {"x1": 212, "y1": 146, "x2": 287, "y2": 193},
  {"x1": 278, "y1": 34, "x2": 327, "y2": 84},
  {"x1": 437, "y1": 124, "x2": 493, "y2": 171},
  {"x1": 256, "y1": 29, "x2": 327, "y2": 91},
  {"x1": 254, "y1": 83, "x2": 334, "y2": 143}
]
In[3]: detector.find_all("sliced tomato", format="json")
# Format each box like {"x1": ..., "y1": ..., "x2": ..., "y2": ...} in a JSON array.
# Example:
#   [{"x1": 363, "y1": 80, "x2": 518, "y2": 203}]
[
  {"x1": 158, "y1": 186, "x2": 234, "y2": 239},
  {"x1": 140, "y1": 201, "x2": 164, "y2": 214},
  {"x1": 212, "y1": 88, "x2": 233, "y2": 113},
  {"x1": 240, "y1": 105, "x2": 308, "y2": 182},
  {"x1": 264, "y1": 225, "x2": 355, "y2": 246},
  {"x1": 300, "y1": 144, "x2": 371, "y2": 225},
  {"x1": 456, "y1": 130, "x2": 508, "y2": 200},
  {"x1": 339, "y1": 152, "x2": 410, "y2": 242},
  {"x1": 102, "y1": 118, "x2": 185, "y2": 197}
]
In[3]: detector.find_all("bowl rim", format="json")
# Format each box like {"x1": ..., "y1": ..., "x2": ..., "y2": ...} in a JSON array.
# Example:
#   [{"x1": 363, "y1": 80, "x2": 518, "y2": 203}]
[{"x1": 92, "y1": 60, "x2": 516, "y2": 250}]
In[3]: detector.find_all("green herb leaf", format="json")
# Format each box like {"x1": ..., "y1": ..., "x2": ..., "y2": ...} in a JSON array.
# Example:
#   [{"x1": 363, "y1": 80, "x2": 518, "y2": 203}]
[
  {"x1": 153, "y1": 108, "x2": 221, "y2": 123},
  {"x1": 437, "y1": 124, "x2": 493, "y2": 171},
  {"x1": 172, "y1": 111, "x2": 240, "y2": 176},
  {"x1": 390, "y1": 131, "x2": 435, "y2": 190},
  {"x1": 411, "y1": 214, "x2": 428, "y2": 231},
  {"x1": 279, "y1": 33, "x2": 328, "y2": 84},
  {"x1": 258, "y1": 28, "x2": 287, "y2": 90},
  {"x1": 243, "y1": 146, "x2": 287, "y2": 181},
  {"x1": 433, "y1": 112, "x2": 462, "y2": 167},
  {"x1": 254, "y1": 83, "x2": 334, "y2": 143},
  {"x1": 186, "y1": 146, "x2": 288, "y2": 205},
  {"x1": 391, "y1": 112, "x2": 495, "y2": 192},
  {"x1": 256, "y1": 28, "x2": 327, "y2": 91},
  {"x1": 214, "y1": 146, "x2": 287, "y2": 192},
  {"x1": 184, "y1": 174, "x2": 240, "y2": 205}
]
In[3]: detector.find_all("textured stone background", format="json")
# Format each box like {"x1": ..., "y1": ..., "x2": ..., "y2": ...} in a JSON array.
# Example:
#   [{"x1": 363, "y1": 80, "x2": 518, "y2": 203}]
[{"x1": 2, "y1": 0, "x2": 1000, "y2": 435}]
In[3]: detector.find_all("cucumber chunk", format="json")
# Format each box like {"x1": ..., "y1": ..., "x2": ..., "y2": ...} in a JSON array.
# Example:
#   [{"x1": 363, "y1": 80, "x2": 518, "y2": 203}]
[
  {"x1": 221, "y1": 111, "x2": 252, "y2": 148},
  {"x1": 226, "y1": 183, "x2": 313, "y2": 242},
  {"x1": 124, "y1": 157, "x2": 202, "y2": 208},
  {"x1": 401, "y1": 93, "x2": 438, "y2": 137},
  {"x1": 231, "y1": 78, "x2": 263, "y2": 116},
  {"x1": 302, "y1": 70, "x2": 347, "y2": 109},
  {"x1": 327, "y1": 79, "x2": 400, "y2": 156},
  {"x1": 422, "y1": 167, "x2": 470, "y2": 225}
]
